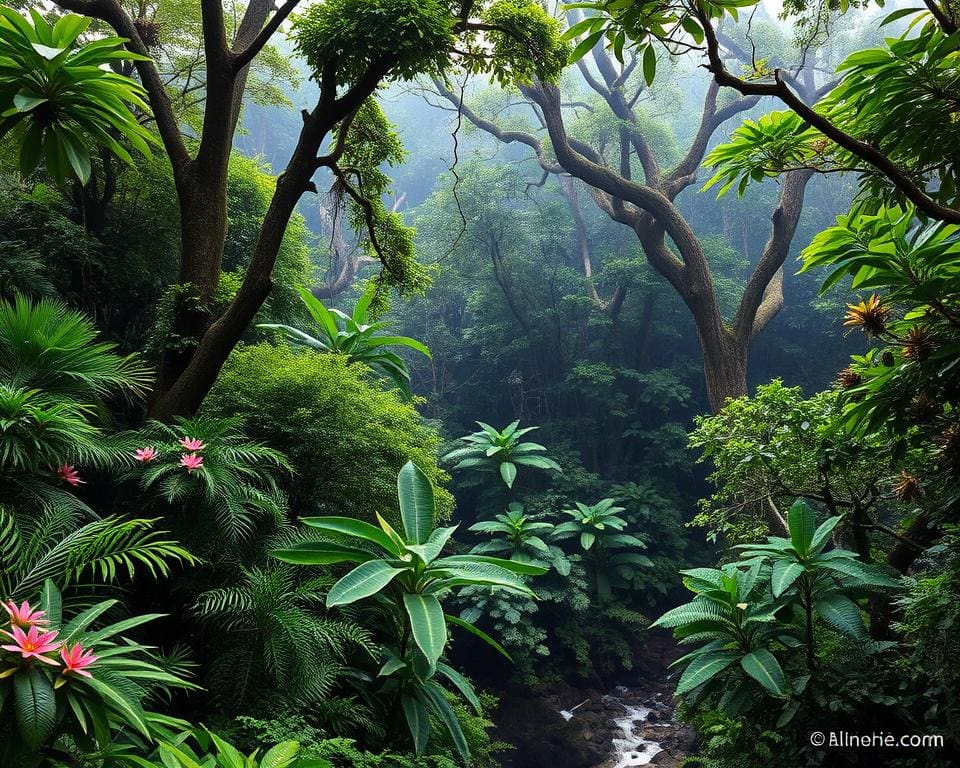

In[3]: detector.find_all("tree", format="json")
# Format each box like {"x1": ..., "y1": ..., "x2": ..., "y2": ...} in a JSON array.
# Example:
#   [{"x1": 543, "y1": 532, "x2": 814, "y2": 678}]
[
  {"x1": 34, "y1": 0, "x2": 568, "y2": 420},
  {"x1": 435, "y1": 12, "x2": 827, "y2": 410}
]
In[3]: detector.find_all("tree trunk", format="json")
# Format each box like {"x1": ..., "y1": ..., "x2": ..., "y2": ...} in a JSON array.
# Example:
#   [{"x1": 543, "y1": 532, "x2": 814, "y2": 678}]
[{"x1": 699, "y1": 324, "x2": 748, "y2": 412}]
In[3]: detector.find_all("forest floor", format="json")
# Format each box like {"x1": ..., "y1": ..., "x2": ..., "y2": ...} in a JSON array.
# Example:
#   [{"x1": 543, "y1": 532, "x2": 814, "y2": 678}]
[{"x1": 492, "y1": 632, "x2": 696, "y2": 768}]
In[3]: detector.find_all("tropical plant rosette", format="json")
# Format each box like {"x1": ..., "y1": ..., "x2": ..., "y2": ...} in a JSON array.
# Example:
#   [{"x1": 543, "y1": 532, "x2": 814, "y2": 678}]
[{"x1": 0, "y1": 583, "x2": 194, "y2": 753}]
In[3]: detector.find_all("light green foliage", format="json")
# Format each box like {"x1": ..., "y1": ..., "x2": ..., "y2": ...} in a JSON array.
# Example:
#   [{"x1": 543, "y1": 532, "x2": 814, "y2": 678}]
[
  {"x1": 469, "y1": 501, "x2": 570, "y2": 573},
  {"x1": 801, "y1": 206, "x2": 960, "y2": 439},
  {"x1": 331, "y1": 100, "x2": 430, "y2": 296},
  {"x1": 272, "y1": 461, "x2": 540, "y2": 761},
  {"x1": 290, "y1": 0, "x2": 455, "y2": 85},
  {"x1": 260, "y1": 285, "x2": 430, "y2": 398},
  {"x1": 702, "y1": 9, "x2": 960, "y2": 207},
  {"x1": 204, "y1": 343, "x2": 450, "y2": 519},
  {"x1": 689, "y1": 381, "x2": 892, "y2": 544},
  {"x1": 443, "y1": 420, "x2": 561, "y2": 489},
  {"x1": 0, "y1": 9, "x2": 156, "y2": 185},
  {"x1": 479, "y1": 0, "x2": 569, "y2": 86},
  {"x1": 554, "y1": 498, "x2": 652, "y2": 600},
  {"x1": 0, "y1": 581, "x2": 195, "y2": 762}
]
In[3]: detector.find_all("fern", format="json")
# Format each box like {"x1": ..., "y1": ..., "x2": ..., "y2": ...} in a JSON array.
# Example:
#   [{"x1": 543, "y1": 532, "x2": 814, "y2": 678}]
[
  {"x1": 193, "y1": 563, "x2": 374, "y2": 711},
  {"x1": 0, "y1": 508, "x2": 195, "y2": 599}
]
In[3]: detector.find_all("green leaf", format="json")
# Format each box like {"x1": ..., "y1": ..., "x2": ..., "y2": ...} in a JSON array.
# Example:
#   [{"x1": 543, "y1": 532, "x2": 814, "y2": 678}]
[
  {"x1": 437, "y1": 662, "x2": 482, "y2": 713},
  {"x1": 404, "y1": 592, "x2": 447, "y2": 668},
  {"x1": 327, "y1": 560, "x2": 404, "y2": 607},
  {"x1": 260, "y1": 741, "x2": 300, "y2": 768},
  {"x1": 809, "y1": 516, "x2": 841, "y2": 553},
  {"x1": 84, "y1": 676, "x2": 150, "y2": 735},
  {"x1": 642, "y1": 43, "x2": 657, "y2": 85},
  {"x1": 14, "y1": 667, "x2": 56, "y2": 748},
  {"x1": 270, "y1": 541, "x2": 375, "y2": 566},
  {"x1": 398, "y1": 461, "x2": 435, "y2": 544},
  {"x1": 788, "y1": 500, "x2": 816, "y2": 556},
  {"x1": 39, "y1": 579, "x2": 62, "y2": 628},
  {"x1": 676, "y1": 650, "x2": 740, "y2": 695},
  {"x1": 424, "y1": 681, "x2": 470, "y2": 762},
  {"x1": 445, "y1": 614, "x2": 512, "y2": 661},
  {"x1": 740, "y1": 648, "x2": 786, "y2": 695},
  {"x1": 299, "y1": 516, "x2": 400, "y2": 556},
  {"x1": 499, "y1": 461, "x2": 517, "y2": 488},
  {"x1": 401, "y1": 691, "x2": 431, "y2": 755},
  {"x1": 771, "y1": 560, "x2": 805, "y2": 597},
  {"x1": 814, "y1": 594, "x2": 867, "y2": 638}
]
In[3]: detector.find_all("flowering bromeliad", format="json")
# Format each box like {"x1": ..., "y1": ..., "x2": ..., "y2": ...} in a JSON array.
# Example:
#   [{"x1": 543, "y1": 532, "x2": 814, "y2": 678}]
[
  {"x1": 3, "y1": 600, "x2": 48, "y2": 628},
  {"x1": 1, "y1": 625, "x2": 61, "y2": 664},
  {"x1": 134, "y1": 446, "x2": 158, "y2": 463},
  {"x1": 1, "y1": 600, "x2": 98, "y2": 682},
  {"x1": 180, "y1": 453, "x2": 203, "y2": 473},
  {"x1": 56, "y1": 463, "x2": 84, "y2": 486},
  {"x1": 179, "y1": 436, "x2": 205, "y2": 452},
  {"x1": 59, "y1": 644, "x2": 97, "y2": 678}
]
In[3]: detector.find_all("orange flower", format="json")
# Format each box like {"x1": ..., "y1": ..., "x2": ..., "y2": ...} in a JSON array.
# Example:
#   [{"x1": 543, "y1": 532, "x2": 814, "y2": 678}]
[{"x1": 843, "y1": 294, "x2": 890, "y2": 336}]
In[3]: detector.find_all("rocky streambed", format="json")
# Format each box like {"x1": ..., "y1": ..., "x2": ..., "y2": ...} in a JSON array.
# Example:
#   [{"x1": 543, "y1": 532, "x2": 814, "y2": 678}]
[{"x1": 492, "y1": 634, "x2": 696, "y2": 768}]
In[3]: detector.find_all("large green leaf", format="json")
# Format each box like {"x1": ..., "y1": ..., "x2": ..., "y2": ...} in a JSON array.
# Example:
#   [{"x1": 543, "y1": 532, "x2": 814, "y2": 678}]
[
  {"x1": 499, "y1": 461, "x2": 517, "y2": 488},
  {"x1": 788, "y1": 500, "x2": 816, "y2": 555},
  {"x1": 299, "y1": 516, "x2": 400, "y2": 556},
  {"x1": 809, "y1": 516, "x2": 841, "y2": 553},
  {"x1": 13, "y1": 667, "x2": 56, "y2": 748},
  {"x1": 814, "y1": 594, "x2": 867, "y2": 638},
  {"x1": 423, "y1": 681, "x2": 470, "y2": 762},
  {"x1": 398, "y1": 461, "x2": 435, "y2": 545},
  {"x1": 401, "y1": 690, "x2": 431, "y2": 755},
  {"x1": 271, "y1": 541, "x2": 375, "y2": 566},
  {"x1": 326, "y1": 560, "x2": 404, "y2": 607},
  {"x1": 740, "y1": 648, "x2": 786, "y2": 696},
  {"x1": 675, "y1": 650, "x2": 740, "y2": 695},
  {"x1": 437, "y1": 662, "x2": 482, "y2": 713},
  {"x1": 771, "y1": 560, "x2": 805, "y2": 597},
  {"x1": 260, "y1": 740, "x2": 300, "y2": 768},
  {"x1": 404, "y1": 592, "x2": 447, "y2": 668}
]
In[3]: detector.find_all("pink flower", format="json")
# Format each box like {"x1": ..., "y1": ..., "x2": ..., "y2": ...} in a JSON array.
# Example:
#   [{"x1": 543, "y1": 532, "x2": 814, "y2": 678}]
[
  {"x1": 134, "y1": 446, "x2": 157, "y2": 463},
  {"x1": 180, "y1": 453, "x2": 203, "y2": 473},
  {"x1": 2, "y1": 600, "x2": 47, "y2": 629},
  {"x1": 59, "y1": 644, "x2": 97, "y2": 678},
  {"x1": 179, "y1": 437, "x2": 205, "y2": 452},
  {"x1": 56, "y1": 464, "x2": 84, "y2": 487},
  {"x1": 1, "y1": 625, "x2": 61, "y2": 664}
]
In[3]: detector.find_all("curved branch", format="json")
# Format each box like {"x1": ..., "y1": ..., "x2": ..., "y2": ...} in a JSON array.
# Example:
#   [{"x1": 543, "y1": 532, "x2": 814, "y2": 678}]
[{"x1": 699, "y1": 7, "x2": 960, "y2": 224}]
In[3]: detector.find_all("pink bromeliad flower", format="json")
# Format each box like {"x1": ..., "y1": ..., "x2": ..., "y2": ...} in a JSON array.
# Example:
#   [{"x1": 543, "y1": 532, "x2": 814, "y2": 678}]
[
  {"x1": 134, "y1": 446, "x2": 157, "y2": 463},
  {"x1": 1, "y1": 625, "x2": 61, "y2": 664},
  {"x1": 180, "y1": 453, "x2": 203, "y2": 473},
  {"x1": 56, "y1": 464, "x2": 84, "y2": 487},
  {"x1": 2, "y1": 600, "x2": 47, "y2": 629},
  {"x1": 179, "y1": 437, "x2": 205, "y2": 452},
  {"x1": 59, "y1": 644, "x2": 97, "y2": 678}
]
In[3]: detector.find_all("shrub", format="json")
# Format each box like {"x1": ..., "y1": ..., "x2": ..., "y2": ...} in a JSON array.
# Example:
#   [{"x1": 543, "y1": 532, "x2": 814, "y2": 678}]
[{"x1": 205, "y1": 343, "x2": 451, "y2": 518}]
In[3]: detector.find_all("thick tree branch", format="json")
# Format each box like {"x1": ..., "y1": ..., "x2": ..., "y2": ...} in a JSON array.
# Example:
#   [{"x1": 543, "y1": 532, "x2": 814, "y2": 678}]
[
  {"x1": 699, "y1": 7, "x2": 960, "y2": 224},
  {"x1": 233, "y1": 0, "x2": 301, "y2": 70}
]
